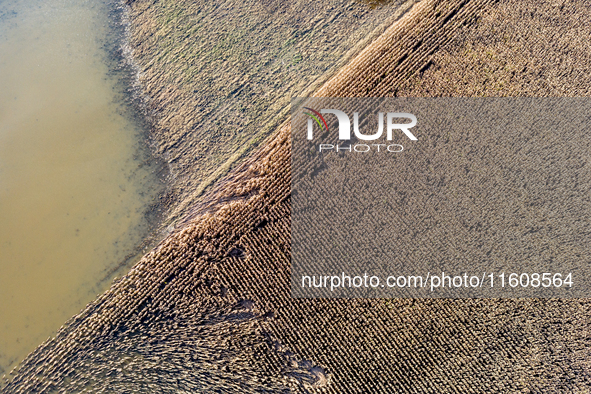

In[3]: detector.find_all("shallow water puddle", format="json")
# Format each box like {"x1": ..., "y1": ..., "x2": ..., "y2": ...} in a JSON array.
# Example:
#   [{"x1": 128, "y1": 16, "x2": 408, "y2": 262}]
[{"x1": 0, "y1": 0, "x2": 163, "y2": 374}]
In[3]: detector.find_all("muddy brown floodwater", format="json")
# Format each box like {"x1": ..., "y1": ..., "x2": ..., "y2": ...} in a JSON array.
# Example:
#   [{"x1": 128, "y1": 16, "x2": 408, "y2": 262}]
[{"x1": 0, "y1": 0, "x2": 164, "y2": 375}]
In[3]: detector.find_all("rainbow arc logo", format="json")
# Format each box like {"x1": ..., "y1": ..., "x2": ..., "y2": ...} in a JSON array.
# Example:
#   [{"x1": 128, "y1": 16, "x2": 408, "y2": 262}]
[{"x1": 303, "y1": 107, "x2": 329, "y2": 136}]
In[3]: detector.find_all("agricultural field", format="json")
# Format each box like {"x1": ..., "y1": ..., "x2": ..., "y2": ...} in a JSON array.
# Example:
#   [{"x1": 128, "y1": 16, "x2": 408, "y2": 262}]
[
  {"x1": 124, "y1": 0, "x2": 415, "y2": 226},
  {"x1": 4, "y1": 0, "x2": 591, "y2": 392}
]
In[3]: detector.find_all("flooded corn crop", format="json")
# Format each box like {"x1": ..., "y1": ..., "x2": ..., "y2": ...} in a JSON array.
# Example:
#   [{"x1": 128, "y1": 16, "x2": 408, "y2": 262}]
[
  {"x1": 1, "y1": 0, "x2": 414, "y2": 387},
  {"x1": 0, "y1": 0, "x2": 164, "y2": 375}
]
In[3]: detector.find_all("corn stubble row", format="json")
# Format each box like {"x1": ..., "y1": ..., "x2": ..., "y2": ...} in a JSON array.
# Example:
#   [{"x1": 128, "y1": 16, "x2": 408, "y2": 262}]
[{"x1": 5, "y1": 0, "x2": 591, "y2": 393}]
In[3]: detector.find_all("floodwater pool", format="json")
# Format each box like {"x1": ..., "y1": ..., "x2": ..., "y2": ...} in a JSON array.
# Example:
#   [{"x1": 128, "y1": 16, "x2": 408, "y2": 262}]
[{"x1": 0, "y1": 0, "x2": 164, "y2": 375}]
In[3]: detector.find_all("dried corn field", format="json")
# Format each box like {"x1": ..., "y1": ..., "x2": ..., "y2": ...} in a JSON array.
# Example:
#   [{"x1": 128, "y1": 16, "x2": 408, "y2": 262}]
[{"x1": 4, "y1": 0, "x2": 591, "y2": 392}]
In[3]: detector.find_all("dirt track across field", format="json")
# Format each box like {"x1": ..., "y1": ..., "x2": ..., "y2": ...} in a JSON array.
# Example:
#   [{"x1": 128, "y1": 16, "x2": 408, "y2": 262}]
[{"x1": 4, "y1": 0, "x2": 591, "y2": 392}]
